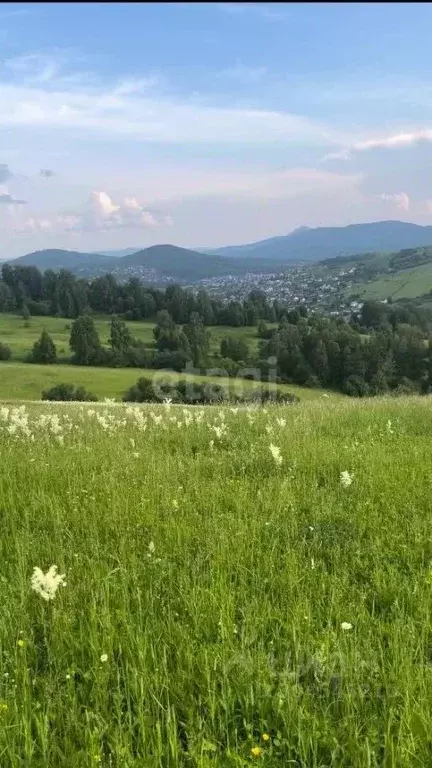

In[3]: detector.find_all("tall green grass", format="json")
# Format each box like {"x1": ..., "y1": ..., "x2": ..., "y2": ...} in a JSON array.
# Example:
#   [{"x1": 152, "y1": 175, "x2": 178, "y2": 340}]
[{"x1": 0, "y1": 397, "x2": 431, "y2": 766}]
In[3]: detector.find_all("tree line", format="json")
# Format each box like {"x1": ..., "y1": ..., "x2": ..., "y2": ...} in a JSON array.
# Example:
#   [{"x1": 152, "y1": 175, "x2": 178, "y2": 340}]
[
  {"x1": 7, "y1": 304, "x2": 431, "y2": 397},
  {"x1": 0, "y1": 264, "x2": 279, "y2": 327},
  {"x1": 1, "y1": 263, "x2": 432, "y2": 396}
]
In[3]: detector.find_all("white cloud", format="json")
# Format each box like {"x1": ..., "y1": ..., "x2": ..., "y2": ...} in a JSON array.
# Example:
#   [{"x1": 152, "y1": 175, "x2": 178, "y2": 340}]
[
  {"x1": 0, "y1": 74, "x2": 335, "y2": 145},
  {"x1": 376, "y1": 192, "x2": 410, "y2": 212},
  {"x1": 20, "y1": 190, "x2": 172, "y2": 233},
  {"x1": 39, "y1": 169, "x2": 55, "y2": 178},
  {"x1": 324, "y1": 129, "x2": 432, "y2": 162},
  {"x1": 4, "y1": 52, "x2": 62, "y2": 83}
]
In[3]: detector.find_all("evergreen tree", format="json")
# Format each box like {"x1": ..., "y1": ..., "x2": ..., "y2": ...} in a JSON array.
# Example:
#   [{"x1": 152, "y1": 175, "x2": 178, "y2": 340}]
[
  {"x1": 109, "y1": 315, "x2": 133, "y2": 355},
  {"x1": 220, "y1": 335, "x2": 250, "y2": 363},
  {"x1": 182, "y1": 313, "x2": 211, "y2": 368},
  {"x1": 29, "y1": 329, "x2": 57, "y2": 364},
  {"x1": 69, "y1": 315, "x2": 103, "y2": 365}
]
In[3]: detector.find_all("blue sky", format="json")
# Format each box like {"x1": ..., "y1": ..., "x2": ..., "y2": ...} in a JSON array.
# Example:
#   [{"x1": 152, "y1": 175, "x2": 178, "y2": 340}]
[{"x1": 1, "y1": 2, "x2": 432, "y2": 257}]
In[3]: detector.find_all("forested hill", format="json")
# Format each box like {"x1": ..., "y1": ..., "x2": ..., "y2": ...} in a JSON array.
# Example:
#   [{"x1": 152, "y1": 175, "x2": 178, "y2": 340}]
[{"x1": 4, "y1": 245, "x2": 282, "y2": 281}]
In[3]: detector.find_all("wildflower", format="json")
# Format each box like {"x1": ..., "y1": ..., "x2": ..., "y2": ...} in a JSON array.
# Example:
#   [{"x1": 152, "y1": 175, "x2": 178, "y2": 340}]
[
  {"x1": 275, "y1": 417, "x2": 286, "y2": 427},
  {"x1": 100, "y1": 654, "x2": 108, "y2": 663},
  {"x1": 262, "y1": 733, "x2": 270, "y2": 742},
  {"x1": 147, "y1": 541, "x2": 155, "y2": 558},
  {"x1": 341, "y1": 622, "x2": 353, "y2": 631},
  {"x1": 0, "y1": 702, "x2": 8, "y2": 714},
  {"x1": 17, "y1": 639, "x2": 25, "y2": 648},
  {"x1": 340, "y1": 470, "x2": 353, "y2": 487},
  {"x1": 31, "y1": 565, "x2": 67, "y2": 601},
  {"x1": 251, "y1": 746, "x2": 263, "y2": 758},
  {"x1": 269, "y1": 443, "x2": 282, "y2": 466}
]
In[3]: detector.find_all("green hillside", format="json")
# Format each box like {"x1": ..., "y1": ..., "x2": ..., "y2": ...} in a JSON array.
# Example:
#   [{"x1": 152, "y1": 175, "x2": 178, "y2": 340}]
[
  {"x1": 319, "y1": 246, "x2": 432, "y2": 302},
  {"x1": 350, "y1": 261, "x2": 432, "y2": 301}
]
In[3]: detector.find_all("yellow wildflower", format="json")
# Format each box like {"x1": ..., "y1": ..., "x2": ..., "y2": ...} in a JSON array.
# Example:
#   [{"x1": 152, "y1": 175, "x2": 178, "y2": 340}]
[
  {"x1": 251, "y1": 746, "x2": 263, "y2": 758},
  {"x1": 17, "y1": 639, "x2": 25, "y2": 648},
  {"x1": 0, "y1": 702, "x2": 8, "y2": 714},
  {"x1": 262, "y1": 733, "x2": 270, "y2": 742}
]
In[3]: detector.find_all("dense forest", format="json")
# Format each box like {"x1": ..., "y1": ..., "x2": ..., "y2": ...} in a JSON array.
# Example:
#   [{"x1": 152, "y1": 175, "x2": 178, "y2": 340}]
[{"x1": 1, "y1": 263, "x2": 432, "y2": 396}]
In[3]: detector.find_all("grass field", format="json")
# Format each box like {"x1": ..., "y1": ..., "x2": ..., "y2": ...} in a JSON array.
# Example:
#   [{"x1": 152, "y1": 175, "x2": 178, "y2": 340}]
[
  {"x1": 0, "y1": 396, "x2": 431, "y2": 766},
  {"x1": 0, "y1": 362, "x2": 327, "y2": 402},
  {"x1": 0, "y1": 314, "x2": 265, "y2": 362},
  {"x1": 347, "y1": 262, "x2": 432, "y2": 301}
]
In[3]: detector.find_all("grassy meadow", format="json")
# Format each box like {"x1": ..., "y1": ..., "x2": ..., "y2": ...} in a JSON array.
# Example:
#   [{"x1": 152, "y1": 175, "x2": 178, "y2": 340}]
[
  {"x1": 347, "y1": 262, "x2": 432, "y2": 302},
  {"x1": 0, "y1": 362, "x2": 326, "y2": 403},
  {"x1": 0, "y1": 313, "x2": 265, "y2": 362},
  {"x1": 0, "y1": 396, "x2": 432, "y2": 766}
]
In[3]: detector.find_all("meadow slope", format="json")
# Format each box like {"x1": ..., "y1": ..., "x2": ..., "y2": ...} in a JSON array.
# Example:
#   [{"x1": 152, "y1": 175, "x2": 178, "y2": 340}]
[{"x1": 0, "y1": 396, "x2": 431, "y2": 766}]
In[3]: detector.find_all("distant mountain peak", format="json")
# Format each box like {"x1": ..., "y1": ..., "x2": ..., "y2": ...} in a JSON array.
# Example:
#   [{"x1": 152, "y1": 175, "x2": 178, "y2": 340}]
[{"x1": 289, "y1": 226, "x2": 312, "y2": 235}]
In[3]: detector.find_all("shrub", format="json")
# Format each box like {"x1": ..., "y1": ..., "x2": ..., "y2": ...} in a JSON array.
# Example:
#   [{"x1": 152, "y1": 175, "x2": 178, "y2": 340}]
[
  {"x1": 123, "y1": 376, "x2": 300, "y2": 406},
  {"x1": 42, "y1": 383, "x2": 98, "y2": 402},
  {"x1": 343, "y1": 375, "x2": 371, "y2": 397},
  {"x1": 0, "y1": 342, "x2": 12, "y2": 361}
]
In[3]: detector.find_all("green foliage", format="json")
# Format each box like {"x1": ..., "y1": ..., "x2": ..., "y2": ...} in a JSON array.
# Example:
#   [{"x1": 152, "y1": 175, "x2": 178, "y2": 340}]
[
  {"x1": 0, "y1": 342, "x2": 12, "y2": 361},
  {"x1": 41, "y1": 382, "x2": 98, "y2": 401},
  {"x1": 220, "y1": 335, "x2": 250, "y2": 363},
  {"x1": 28, "y1": 329, "x2": 57, "y2": 364},
  {"x1": 69, "y1": 315, "x2": 103, "y2": 366},
  {"x1": 123, "y1": 376, "x2": 300, "y2": 405},
  {"x1": 182, "y1": 312, "x2": 210, "y2": 367}
]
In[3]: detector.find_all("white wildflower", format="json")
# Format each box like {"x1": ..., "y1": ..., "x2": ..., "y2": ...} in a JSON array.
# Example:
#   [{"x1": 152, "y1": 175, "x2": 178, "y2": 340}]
[
  {"x1": 269, "y1": 443, "x2": 283, "y2": 466},
  {"x1": 276, "y1": 418, "x2": 286, "y2": 428},
  {"x1": 341, "y1": 622, "x2": 353, "y2": 631},
  {"x1": 31, "y1": 565, "x2": 67, "y2": 601},
  {"x1": 100, "y1": 653, "x2": 108, "y2": 663},
  {"x1": 340, "y1": 470, "x2": 354, "y2": 487}
]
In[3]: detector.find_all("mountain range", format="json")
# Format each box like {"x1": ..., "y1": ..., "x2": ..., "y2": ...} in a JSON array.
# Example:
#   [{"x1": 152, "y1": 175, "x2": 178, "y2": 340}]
[
  {"x1": 203, "y1": 221, "x2": 432, "y2": 261},
  {"x1": 5, "y1": 220, "x2": 432, "y2": 282}
]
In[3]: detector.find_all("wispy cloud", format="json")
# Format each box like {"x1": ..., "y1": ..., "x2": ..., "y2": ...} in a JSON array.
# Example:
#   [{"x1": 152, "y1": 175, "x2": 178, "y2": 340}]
[
  {"x1": 376, "y1": 192, "x2": 410, "y2": 212},
  {"x1": 4, "y1": 51, "x2": 66, "y2": 84},
  {"x1": 324, "y1": 129, "x2": 432, "y2": 161},
  {"x1": 0, "y1": 78, "x2": 334, "y2": 145},
  {"x1": 39, "y1": 169, "x2": 55, "y2": 178}
]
